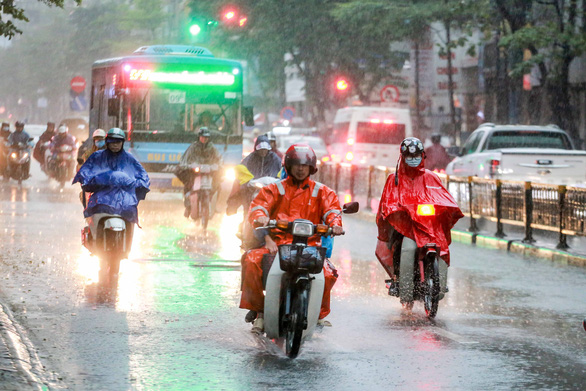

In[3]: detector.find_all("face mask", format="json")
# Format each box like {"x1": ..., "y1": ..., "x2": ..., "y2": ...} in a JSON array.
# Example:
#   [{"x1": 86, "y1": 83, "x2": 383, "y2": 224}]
[
  {"x1": 405, "y1": 156, "x2": 422, "y2": 167},
  {"x1": 95, "y1": 140, "x2": 105, "y2": 149}
]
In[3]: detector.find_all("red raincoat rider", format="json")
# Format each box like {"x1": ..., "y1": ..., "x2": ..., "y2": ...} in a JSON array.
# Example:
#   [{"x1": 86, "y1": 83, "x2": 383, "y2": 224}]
[
  {"x1": 241, "y1": 144, "x2": 344, "y2": 332},
  {"x1": 375, "y1": 137, "x2": 463, "y2": 291}
]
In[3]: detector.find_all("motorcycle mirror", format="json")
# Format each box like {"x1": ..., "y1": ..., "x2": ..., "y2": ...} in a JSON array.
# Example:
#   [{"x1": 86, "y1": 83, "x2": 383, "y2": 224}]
[
  {"x1": 77, "y1": 158, "x2": 84, "y2": 165},
  {"x1": 28, "y1": 137, "x2": 34, "y2": 142},
  {"x1": 342, "y1": 202, "x2": 359, "y2": 214}
]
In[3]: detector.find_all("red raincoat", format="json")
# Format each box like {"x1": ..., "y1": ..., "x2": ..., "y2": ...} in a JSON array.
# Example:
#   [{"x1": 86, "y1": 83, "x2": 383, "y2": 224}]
[
  {"x1": 241, "y1": 176, "x2": 342, "y2": 319},
  {"x1": 376, "y1": 157, "x2": 463, "y2": 266}
]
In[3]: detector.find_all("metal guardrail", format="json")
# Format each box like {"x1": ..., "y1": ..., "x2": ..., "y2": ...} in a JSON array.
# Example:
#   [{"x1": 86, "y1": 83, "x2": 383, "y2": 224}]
[{"x1": 317, "y1": 163, "x2": 586, "y2": 249}]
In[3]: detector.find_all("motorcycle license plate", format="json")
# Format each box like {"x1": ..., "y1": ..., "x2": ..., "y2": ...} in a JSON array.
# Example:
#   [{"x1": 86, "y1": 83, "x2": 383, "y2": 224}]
[{"x1": 200, "y1": 175, "x2": 212, "y2": 189}]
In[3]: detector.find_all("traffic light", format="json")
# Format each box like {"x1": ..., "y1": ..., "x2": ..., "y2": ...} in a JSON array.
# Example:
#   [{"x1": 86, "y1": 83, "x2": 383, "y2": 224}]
[
  {"x1": 223, "y1": 10, "x2": 236, "y2": 21},
  {"x1": 332, "y1": 76, "x2": 351, "y2": 107},
  {"x1": 187, "y1": 17, "x2": 218, "y2": 42},
  {"x1": 189, "y1": 22, "x2": 202, "y2": 36},
  {"x1": 336, "y1": 78, "x2": 349, "y2": 91},
  {"x1": 220, "y1": 6, "x2": 248, "y2": 28}
]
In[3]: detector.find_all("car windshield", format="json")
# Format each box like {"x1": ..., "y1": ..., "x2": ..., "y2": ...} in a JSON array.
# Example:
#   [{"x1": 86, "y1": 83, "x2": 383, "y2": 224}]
[{"x1": 485, "y1": 130, "x2": 572, "y2": 150}]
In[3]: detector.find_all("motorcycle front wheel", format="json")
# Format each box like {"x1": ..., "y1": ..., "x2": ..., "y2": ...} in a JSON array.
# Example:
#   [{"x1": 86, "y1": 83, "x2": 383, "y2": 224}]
[
  {"x1": 423, "y1": 257, "x2": 440, "y2": 318},
  {"x1": 285, "y1": 288, "x2": 307, "y2": 358}
]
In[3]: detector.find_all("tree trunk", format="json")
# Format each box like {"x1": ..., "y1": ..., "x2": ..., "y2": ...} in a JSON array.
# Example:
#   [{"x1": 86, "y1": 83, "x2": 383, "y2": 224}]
[
  {"x1": 547, "y1": 58, "x2": 577, "y2": 142},
  {"x1": 445, "y1": 21, "x2": 458, "y2": 144}
]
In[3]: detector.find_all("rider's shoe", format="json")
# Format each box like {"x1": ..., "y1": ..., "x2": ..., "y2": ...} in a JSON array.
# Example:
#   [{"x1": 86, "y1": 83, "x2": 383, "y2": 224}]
[
  {"x1": 251, "y1": 317, "x2": 264, "y2": 333},
  {"x1": 245, "y1": 310, "x2": 257, "y2": 323},
  {"x1": 317, "y1": 319, "x2": 332, "y2": 327},
  {"x1": 385, "y1": 279, "x2": 399, "y2": 297}
]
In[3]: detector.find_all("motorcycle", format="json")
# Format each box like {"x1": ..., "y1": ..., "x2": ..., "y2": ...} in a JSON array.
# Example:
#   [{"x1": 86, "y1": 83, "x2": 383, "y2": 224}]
[
  {"x1": 4, "y1": 141, "x2": 31, "y2": 184},
  {"x1": 257, "y1": 201, "x2": 359, "y2": 358},
  {"x1": 387, "y1": 204, "x2": 449, "y2": 318},
  {"x1": 47, "y1": 144, "x2": 76, "y2": 186},
  {"x1": 188, "y1": 163, "x2": 218, "y2": 230},
  {"x1": 81, "y1": 201, "x2": 133, "y2": 284}
]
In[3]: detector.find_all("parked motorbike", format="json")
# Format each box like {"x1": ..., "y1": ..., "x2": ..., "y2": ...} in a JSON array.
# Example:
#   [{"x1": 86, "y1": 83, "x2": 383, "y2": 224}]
[
  {"x1": 387, "y1": 204, "x2": 449, "y2": 318},
  {"x1": 47, "y1": 144, "x2": 76, "y2": 187},
  {"x1": 188, "y1": 163, "x2": 218, "y2": 230},
  {"x1": 256, "y1": 201, "x2": 359, "y2": 358},
  {"x1": 4, "y1": 141, "x2": 32, "y2": 184}
]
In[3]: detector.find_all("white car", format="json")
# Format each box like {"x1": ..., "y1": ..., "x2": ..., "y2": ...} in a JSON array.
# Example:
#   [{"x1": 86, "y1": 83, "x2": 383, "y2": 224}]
[
  {"x1": 277, "y1": 135, "x2": 329, "y2": 161},
  {"x1": 446, "y1": 123, "x2": 586, "y2": 185}
]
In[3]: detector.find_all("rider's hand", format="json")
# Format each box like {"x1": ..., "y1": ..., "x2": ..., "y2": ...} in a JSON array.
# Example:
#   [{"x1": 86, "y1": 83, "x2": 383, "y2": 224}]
[
  {"x1": 256, "y1": 216, "x2": 270, "y2": 227},
  {"x1": 265, "y1": 235, "x2": 278, "y2": 254},
  {"x1": 332, "y1": 226, "x2": 344, "y2": 236}
]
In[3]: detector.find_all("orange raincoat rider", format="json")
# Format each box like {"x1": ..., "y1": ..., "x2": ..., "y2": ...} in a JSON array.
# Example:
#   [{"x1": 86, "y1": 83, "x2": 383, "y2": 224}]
[{"x1": 240, "y1": 144, "x2": 344, "y2": 332}]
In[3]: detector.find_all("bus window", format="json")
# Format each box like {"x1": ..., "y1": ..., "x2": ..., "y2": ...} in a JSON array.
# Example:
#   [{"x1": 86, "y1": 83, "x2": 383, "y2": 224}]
[{"x1": 355, "y1": 122, "x2": 406, "y2": 144}]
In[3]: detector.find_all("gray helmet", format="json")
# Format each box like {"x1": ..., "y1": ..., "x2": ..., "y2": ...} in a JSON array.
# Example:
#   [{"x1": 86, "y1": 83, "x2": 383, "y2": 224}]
[
  {"x1": 106, "y1": 127, "x2": 126, "y2": 141},
  {"x1": 198, "y1": 127, "x2": 211, "y2": 138}
]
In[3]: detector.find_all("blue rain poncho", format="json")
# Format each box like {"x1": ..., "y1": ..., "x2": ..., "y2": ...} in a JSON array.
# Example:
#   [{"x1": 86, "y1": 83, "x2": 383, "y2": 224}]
[{"x1": 72, "y1": 149, "x2": 150, "y2": 223}]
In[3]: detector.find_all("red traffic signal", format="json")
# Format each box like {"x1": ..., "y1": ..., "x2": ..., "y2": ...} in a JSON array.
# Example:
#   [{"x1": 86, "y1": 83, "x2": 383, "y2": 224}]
[
  {"x1": 221, "y1": 6, "x2": 247, "y2": 27},
  {"x1": 336, "y1": 78, "x2": 349, "y2": 91},
  {"x1": 224, "y1": 10, "x2": 236, "y2": 21}
]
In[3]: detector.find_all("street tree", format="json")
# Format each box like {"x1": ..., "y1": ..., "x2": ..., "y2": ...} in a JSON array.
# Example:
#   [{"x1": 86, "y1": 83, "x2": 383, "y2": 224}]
[
  {"x1": 494, "y1": 0, "x2": 586, "y2": 142},
  {"x1": 0, "y1": 0, "x2": 82, "y2": 39}
]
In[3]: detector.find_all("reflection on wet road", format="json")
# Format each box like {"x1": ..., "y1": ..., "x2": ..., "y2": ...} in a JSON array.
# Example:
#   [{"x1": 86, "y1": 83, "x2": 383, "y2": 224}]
[{"x1": 0, "y1": 170, "x2": 584, "y2": 390}]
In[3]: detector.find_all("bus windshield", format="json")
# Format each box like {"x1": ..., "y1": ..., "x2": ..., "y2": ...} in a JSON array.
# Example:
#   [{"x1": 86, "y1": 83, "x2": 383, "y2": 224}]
[
  {"x1": 126, "y1": 87, "x2": 240, "y2": 143},
  {"x1": 356, "y1": 122, "x2": 406, "y2": 144}
]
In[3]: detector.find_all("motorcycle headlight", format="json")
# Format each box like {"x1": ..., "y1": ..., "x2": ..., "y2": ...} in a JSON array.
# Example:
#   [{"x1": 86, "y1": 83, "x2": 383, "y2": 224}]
[
  {"x1": 291, "y1": 221, "x2": 314, "y2": 237},
  {"x1": 22, "y1": 153, "x2": 29, "y2": 159},
  {"x1": 10, "y1": 152, "x2": 17, "y2": 159},
  {"x1": 224, "y1": 167, "x2": 235, "y2": 182}
]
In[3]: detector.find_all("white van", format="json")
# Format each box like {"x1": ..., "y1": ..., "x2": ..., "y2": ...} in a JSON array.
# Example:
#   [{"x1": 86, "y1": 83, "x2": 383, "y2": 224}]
[{"x1": 329, "y1": 106, "x2": 413, "y2": 167}]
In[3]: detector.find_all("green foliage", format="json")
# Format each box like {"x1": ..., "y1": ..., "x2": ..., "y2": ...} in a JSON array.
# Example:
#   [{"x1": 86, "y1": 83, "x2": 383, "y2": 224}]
[{"x1": 0, "y1": 0, "x2": 82, "y2": 39}]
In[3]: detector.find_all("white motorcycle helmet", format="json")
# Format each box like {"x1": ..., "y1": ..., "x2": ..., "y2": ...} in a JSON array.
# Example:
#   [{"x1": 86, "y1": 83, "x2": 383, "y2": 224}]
[{"x1": 92, "y1": 128, "x2": 106, "y2": 139}]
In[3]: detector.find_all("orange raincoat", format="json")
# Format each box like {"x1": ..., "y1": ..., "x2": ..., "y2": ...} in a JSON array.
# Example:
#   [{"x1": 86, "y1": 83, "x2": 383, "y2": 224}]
[{"x1": 241, "y1": 176, "x2": 342, "y2": 319}]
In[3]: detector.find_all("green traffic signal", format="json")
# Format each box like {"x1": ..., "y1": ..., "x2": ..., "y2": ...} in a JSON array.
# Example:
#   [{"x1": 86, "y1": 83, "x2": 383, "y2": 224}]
[{"x1": 189, "y1": 23, "x2": 202, "y2": 36}]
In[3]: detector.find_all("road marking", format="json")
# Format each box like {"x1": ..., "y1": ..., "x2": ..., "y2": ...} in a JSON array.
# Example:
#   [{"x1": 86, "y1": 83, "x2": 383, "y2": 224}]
[{"x1": 432, "y1": 328, "x2": 479, "y2": 344}]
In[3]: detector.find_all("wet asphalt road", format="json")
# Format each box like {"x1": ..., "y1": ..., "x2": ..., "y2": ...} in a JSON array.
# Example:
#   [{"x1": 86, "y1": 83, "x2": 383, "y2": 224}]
[{"x1": 0, "y1": 166, "x2": 585, "y2": 390}]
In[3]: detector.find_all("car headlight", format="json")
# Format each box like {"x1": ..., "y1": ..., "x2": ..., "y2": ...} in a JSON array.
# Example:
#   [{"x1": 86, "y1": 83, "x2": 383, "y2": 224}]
[{"x1": 291, "y1": 221, "x2": 314, "y2": 237}]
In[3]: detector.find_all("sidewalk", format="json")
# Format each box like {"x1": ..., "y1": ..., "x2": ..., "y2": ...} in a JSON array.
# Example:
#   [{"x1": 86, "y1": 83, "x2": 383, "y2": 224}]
[{"x1": 356, "y1": 210, "x2": 586, "y2": 267}]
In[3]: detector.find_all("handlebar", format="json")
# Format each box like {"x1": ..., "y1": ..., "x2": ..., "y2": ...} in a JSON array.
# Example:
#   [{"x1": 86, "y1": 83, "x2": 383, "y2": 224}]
[
  {"x1": 190, "y1": 163, "x2": 219, "y2": 173},
  {"x1": 254, "y1": 219, "x2": 345, "y2": 237}
]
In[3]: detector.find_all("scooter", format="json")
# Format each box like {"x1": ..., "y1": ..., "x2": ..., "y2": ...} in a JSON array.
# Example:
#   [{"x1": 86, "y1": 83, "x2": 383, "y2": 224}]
[
  {"x1": 188, "y1": 163, "x2": 218, "y2": 230},
  {"x1": 47, "y1": 144, "x2": 77, "y2": 187},
  {"x1": 387, "y1": 204, "x2": 449, "y2": 318},
  {"x1": 257, "y1": 201, "x2": 359, "y2": 358},
  {"x1": 81, "y1": 192, "x2": 133, "y2": 283},
  {"x1": 4, "y1": 141, "x2": 32, "y2": 184}
]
